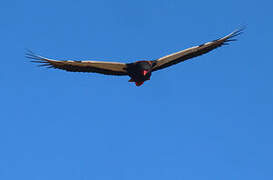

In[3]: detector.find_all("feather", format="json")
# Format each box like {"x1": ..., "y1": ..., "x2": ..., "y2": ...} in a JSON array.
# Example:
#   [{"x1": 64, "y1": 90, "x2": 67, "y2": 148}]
[
  {"x1": 152, "y1": 27, "x2": 244, "y2": 71},
  {"x1": 27, "y1": 50, "x2": 128, "y2": 76}
]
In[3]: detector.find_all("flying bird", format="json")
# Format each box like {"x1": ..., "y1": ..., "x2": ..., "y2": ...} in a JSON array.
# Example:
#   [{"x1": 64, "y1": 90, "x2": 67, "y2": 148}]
[{"x1": 27, "y1": 28, "x2": 243, "y2": 86}]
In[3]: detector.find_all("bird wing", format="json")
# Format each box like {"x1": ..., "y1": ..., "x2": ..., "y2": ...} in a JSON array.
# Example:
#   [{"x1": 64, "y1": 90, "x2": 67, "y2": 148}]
[
  {"x1": 26, "y1": 51, "x2": 128, "y2": 76},
  {"x1": 152, "y1": 28, "x2": 244, "y2": 72}
]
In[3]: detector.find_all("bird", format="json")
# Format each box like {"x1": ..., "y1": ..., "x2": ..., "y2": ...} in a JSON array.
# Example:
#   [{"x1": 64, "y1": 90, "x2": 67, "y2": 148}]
[{"x1": 27, "y1": 28, "x2": 243, "y2": 86}]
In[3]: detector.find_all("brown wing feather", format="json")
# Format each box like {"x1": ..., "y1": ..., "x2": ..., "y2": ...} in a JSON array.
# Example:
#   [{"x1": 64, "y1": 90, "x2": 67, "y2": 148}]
[
  {"x1": 152, "y1": 28, "x2": 244, "y2": 72},
  {"x1": 26, "y1": 51, "x2": 128, "y2": 76}
]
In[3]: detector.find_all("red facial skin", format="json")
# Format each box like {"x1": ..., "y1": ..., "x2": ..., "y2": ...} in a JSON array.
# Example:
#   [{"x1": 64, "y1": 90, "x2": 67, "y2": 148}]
[{"x1": 142, "y1": 70, "x2": 148, "y2": 76}]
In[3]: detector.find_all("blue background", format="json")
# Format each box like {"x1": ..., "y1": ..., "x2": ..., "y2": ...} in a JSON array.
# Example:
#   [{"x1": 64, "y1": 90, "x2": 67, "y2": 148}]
[{"x1": 1, "y1": 0, "x2": 273, "y2": 179}]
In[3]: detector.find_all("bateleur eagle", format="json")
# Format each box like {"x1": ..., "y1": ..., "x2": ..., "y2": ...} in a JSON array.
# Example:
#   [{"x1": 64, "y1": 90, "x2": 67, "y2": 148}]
[{"x1": 27, "y1": 28, "x2": 244, "y2": 86}]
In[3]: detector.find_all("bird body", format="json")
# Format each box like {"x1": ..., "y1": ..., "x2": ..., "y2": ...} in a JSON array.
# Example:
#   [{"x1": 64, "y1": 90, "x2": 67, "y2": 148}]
[{"x1": 27, "y1": 28, "x2": 243, "y2": 86}]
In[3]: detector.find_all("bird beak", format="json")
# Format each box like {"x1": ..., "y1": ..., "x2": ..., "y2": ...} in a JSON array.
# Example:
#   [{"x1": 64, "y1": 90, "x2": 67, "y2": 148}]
[
  {"x1": 135, "y1": 82, "x2": 144, "y2": 86},
  {"x1": 142, "y1": 70, "x2": 148, "y2": 76}
]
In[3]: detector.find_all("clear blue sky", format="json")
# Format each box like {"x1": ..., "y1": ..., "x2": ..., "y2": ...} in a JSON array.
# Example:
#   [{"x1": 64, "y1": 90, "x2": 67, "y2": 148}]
[{"x1": 1, "y1": 0, "x2": 272, "y2": 179}]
